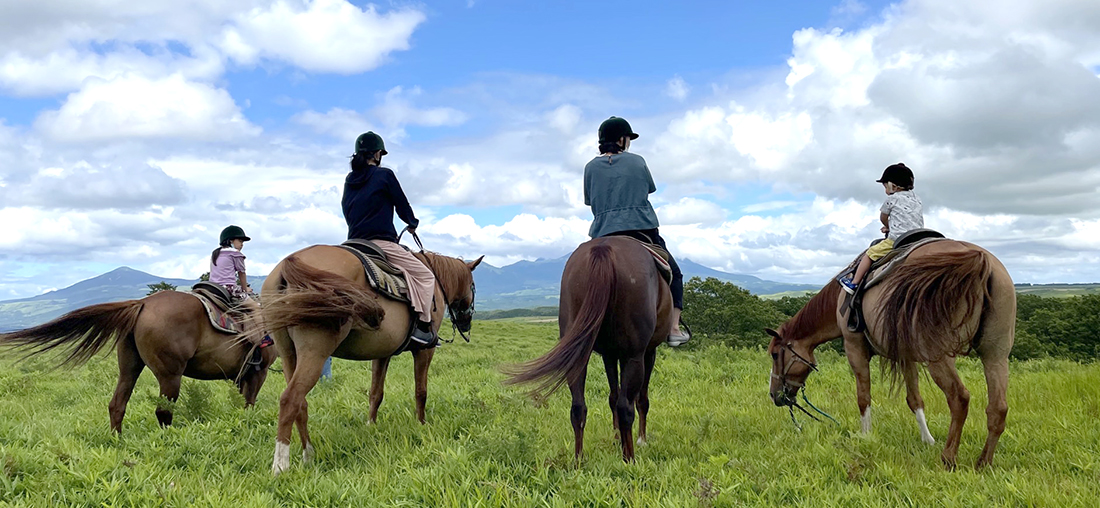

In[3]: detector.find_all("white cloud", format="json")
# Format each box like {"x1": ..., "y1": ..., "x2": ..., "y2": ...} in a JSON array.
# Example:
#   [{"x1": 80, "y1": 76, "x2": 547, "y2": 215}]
[
  {"x1": 656, "y1": 197, "x2": 726, "y2": 226},
  {"x1": 665, "y1": 75, "x2": 690, "y2": 101},
  {"x1": 34, "y1": 74, "x2": 260, "y2": 141},
  {"x1": 218, "y1": 0, "x2": 426, "y2": 74}
]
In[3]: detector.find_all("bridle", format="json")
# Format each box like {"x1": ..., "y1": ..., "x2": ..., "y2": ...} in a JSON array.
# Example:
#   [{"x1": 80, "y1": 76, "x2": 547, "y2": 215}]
[
  {"x1": 399, "y1": 227, "x2": 475, "y2": 343},
  {"x1": 772, "y1": 341, "x2": 818, "y2": 391},
  {"x1": 770, "y1": 337, "x2": 838, "y2": 430}
]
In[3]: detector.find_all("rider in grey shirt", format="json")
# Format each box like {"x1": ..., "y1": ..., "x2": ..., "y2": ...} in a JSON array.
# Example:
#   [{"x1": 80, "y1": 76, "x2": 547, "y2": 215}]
[{"x1": 583, "y1": 116, "x2": 689, "y2": 346}]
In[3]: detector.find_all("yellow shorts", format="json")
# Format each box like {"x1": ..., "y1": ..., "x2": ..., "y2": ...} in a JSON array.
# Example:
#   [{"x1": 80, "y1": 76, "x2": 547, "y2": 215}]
[{"x1": 866, "y1": 238, "x2": 894, "y2": 261}]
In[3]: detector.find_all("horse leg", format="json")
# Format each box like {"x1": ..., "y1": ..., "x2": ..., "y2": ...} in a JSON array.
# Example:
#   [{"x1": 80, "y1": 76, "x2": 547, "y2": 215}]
[
  {"x1": 927, "y1": 357, "x2": 970, "y2": 470},
  {"x1": 602, "y1": 354, "x2": 619, "y2": 434},
  {"x1": 569, "y1": 365, "x2": 588, "y2": 463},
  {"x1": 636, "y1": 347, "x2": 657, "y2": 446},
  {"x1": 412, "y1": 347, "x2": 436, "y2": 424},
  {"x1": 154, "y1": 373, "x2": 182, "y2": 427},
  {"x1": 903, "y1": 362, "x2": 935, "y2": 445},
  {"x1": 273, "y1": 346, "x2": 327, "y2": 475},
  {"x1": 976, "y1": 357, "x2": 1009, "y2": 469},
  {"x1": 368, "y1": 357, "x2": 391, "y2": 424},
  {"x1": 617, "y1": 356, "x2": 645, "y2": 462},
  {"x1": 109, "y1": 336, "x2": 145, "y2": 434},
  {"x1": 843, "y1": 334, "x2": 873, "y2": 434}
]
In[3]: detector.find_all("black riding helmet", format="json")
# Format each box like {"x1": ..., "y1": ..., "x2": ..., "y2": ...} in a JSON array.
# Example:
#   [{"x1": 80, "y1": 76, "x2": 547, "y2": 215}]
[
  {"x1": 354, "y1": 131, "x2": 388, "y2": 156},
  {"x1": 598, "y1": 116, "x2": 639, "y2": 143},
  {"x1": 219, "y1": 225, "x2": 250, "y2": 245},
  {"x1": 876, "y1": 162, "x2": 914, "y2": 188}
]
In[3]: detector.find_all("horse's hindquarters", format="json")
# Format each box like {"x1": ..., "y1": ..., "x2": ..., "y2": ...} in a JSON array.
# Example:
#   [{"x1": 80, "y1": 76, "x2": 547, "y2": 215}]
[{"x1": 331, "y1": 298, "x2": 411, "y2": 360}]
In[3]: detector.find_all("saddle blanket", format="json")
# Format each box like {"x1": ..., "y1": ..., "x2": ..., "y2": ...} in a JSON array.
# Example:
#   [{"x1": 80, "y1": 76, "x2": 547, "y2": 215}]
[
  {"x1": 619, "y1": 236, "x2": 673, "y2": 284},
  {"x1": 190, "y1": 292, "x2": 241, "y2": 334},
  {"x1": 339, "y1": 241, "x2": 411, "y2": 303}
]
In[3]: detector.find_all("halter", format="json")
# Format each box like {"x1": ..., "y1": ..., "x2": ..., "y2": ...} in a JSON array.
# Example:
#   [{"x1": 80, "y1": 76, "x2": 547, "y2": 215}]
[
  {"x1": 398, "y1": 227, "x2": 476, "y2": 343},
  {"x1": 771, "y1": 341, "x2": 818, "y2": 390}
]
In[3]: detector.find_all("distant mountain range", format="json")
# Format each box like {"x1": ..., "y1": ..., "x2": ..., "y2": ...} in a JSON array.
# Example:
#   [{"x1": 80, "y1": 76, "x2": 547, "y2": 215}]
[{"x1": 0, "y1": 257, "x2": 819, "y2": 331}]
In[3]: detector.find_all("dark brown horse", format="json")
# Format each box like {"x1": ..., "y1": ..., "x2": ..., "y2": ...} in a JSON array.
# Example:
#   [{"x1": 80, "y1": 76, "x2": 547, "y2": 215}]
[
  {"x1": 254, "y1": 245, "x2": 482, "y2": 475},
  {"x1": 767, "y1": 240, "x2": 1015, "y2": 469},
  {"x1": 507, "y1": 236, "x2": 672, "y2": 462},
  {"x1": 0, "y1": 290, "x2": 277, "y2": 433}
]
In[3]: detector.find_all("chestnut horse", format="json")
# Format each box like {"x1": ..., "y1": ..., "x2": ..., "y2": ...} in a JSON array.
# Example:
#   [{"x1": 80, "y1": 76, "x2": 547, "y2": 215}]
[
  {"x1": 255, "y1": 245, "x2": 482, "y2": 475},
  {"x1": 767, "y1": 240, "x2": 1015, "y2": 469},
  {"x1": 507, "y1": 236, "x2": 672, "y2": 462},
  {"x1": 0, "y1": 290, "x2": 277, "y2": 433}
]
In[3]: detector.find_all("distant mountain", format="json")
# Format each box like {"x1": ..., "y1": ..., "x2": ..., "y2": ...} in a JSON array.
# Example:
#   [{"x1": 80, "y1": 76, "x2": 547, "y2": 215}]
[
  {"x1": 0, "y1": 258, "x2": 819, "y2": 330},
  {"x1": 471, "y1": 255, "x2": 820, "y2": 311},
  {"x1": 0, "y1": 267, "x2": 265, "y2": 332}
]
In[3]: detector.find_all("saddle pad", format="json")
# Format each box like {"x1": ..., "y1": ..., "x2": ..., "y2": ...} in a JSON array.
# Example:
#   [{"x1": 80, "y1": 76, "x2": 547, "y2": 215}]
[
  {"x1": 191, "y1": 292, "x2": 240, "y2": 334},
  {"x1": 836, "y1": 237, "x2": 949, "y2": 292},
  {"x1": 337, "y1": 245, "x2": 411, "y2": 303},
  {"x1": 619, "y1": 237, "x2": 674, "y2": 284}
]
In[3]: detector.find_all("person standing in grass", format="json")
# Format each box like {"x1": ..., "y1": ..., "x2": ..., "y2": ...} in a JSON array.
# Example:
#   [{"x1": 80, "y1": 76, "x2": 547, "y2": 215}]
[{"x1": 583, "y1": 116, "x2": 689, "y2": 346}]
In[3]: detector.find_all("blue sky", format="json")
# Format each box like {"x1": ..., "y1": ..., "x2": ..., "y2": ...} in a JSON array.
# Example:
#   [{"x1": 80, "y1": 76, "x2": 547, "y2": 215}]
[{"x1": 1, "y1": 0, "x2": 1099, "y2": 300}]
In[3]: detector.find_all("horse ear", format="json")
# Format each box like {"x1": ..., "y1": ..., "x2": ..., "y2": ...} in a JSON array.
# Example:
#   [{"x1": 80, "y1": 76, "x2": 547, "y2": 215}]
[
  {"x1": 764, "y1": 328, "x2": 781, "y2": 339},
  {"x1": 466, "y1": 255, "x2": 484, "y2": 271}
]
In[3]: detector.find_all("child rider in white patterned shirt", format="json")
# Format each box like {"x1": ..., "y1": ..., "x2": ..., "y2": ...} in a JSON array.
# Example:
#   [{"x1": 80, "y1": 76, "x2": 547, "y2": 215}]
[{"x1": 841, "y1": 163, "x2": 923, "y2": 294}]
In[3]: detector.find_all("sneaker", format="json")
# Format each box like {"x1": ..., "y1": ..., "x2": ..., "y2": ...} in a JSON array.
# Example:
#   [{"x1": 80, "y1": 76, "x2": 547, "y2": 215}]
[
  {"x1": 839, "y1": 276, "x2": 858, "y2": 295},
  {"x1": 259, "y1": 335, "x2": 274, "y2": 348},
  {"x1": 409, "y1": 322, "x2": 438, "y2": 347},
  {"x1": 667, "y1": 330, "x2": 691, "y2": 347}
]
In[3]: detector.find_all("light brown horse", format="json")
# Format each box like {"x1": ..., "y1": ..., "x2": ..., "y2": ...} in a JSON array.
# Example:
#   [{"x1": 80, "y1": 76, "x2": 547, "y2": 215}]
[
  {"x1": 507, "y1": 236, "x2": 672, "y2": 462},
  {"x1": 256, "y1": 245, "x2": 482, "y2": 475},
  {"x1": 0, "y1": 290, "x2": 277, "y2": 433},
  {"x1": 767, "y1": 240, "x2": 1015, "y2": 469}
]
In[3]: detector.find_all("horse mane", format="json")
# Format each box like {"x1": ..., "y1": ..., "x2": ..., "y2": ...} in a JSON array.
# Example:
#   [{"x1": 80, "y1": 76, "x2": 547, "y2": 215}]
[
  {"x1": 779, "y1": 280, "x2": 842, "y2": 340},
  {"x1": 875, "y1": 249, "x2": 991, "y2": 373},
  {"x1": 416, "y1": 251, "x2": 471, "y2": 299}
]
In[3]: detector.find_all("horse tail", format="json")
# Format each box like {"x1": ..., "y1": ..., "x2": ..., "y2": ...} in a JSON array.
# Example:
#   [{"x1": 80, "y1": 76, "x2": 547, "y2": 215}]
[
  {"x1": 505, "y1": 243, "x2": 615, "y2": 399},
  {"x1": 877, "y1": 248, "x2": 992, "y2": 375},
  {"x1": 260, "y1": 255, "x2": 385, "y2": 335},
  {"x1": 0, "y1": 300, "x2": 144, "y2": 367}
]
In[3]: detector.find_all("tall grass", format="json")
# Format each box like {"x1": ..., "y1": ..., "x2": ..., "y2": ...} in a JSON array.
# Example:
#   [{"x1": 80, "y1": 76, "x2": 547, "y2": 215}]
[{"x1": 0, "y1": 320, "x2": 1097, "y2": 506}]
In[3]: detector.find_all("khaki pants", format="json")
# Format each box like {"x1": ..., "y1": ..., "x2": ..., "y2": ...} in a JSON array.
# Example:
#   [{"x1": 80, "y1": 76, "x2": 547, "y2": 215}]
[{"x1": 374, "y1": 240, "x2": 436, "y2": 323}]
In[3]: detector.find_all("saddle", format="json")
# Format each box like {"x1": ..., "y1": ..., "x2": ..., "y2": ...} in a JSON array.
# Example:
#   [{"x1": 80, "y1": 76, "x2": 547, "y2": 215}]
[
  {"x1": 608, "y1": 234, "x2": 674, "y2": 284},
  {"x1": 190, "y1": 282, "x2": 244, "y2": 334},
  {"x1": 837, "y1": 228, "x2": 948, "y2": 333},
  {"x1": 339, "y1": 240, "x2": 411, "y2": 303}
]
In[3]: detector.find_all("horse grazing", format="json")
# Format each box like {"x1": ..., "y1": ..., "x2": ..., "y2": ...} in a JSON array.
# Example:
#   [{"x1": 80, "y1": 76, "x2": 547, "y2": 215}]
[
  {"x1": 0, "y1": 290, "x2": 276, "y2": 433},
  {"x1": 256, "y1": 245, "x2": 481, "y2": 475},
  {"x1": 767, "y1": 240, "x2": 1015, "y2": 469},
  {"x1": 507, "y1": 236, "x2": 672, "y2": 462}
]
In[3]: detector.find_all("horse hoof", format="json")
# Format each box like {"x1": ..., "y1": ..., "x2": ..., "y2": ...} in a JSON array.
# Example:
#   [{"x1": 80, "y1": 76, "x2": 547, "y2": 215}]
[
  {"x1": 302, "y1": 443, "x2": 315, "y2": 463},
  {"x1": 636, "y1": 437, "x2": 647, "y2": 446},
  {"x1": 272, "y1": 441, "x2": 291, "y2": 476},
  {"x1": 922, "y1": 434, "x2": 936, "y2": 445}
]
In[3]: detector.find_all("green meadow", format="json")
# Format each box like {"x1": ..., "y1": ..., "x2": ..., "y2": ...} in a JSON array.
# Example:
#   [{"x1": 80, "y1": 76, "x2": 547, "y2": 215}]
[{"x1": 1, "y1": 319, "x2": 1098, "y2": 506}]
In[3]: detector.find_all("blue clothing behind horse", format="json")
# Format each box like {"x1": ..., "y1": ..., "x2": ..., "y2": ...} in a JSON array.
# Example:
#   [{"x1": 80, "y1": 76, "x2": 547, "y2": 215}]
[
  {"x1": 583, "y1": 152, "x2": 683, "y2": 308},
  {"x1": 342, "y1": 165, "x2": 419, "y2": 242}
]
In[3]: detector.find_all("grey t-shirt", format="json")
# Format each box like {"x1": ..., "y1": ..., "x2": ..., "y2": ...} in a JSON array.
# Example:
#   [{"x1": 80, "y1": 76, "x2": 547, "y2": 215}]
[
  {"x1": 881, "y1": 190, "x2": 923, "y2": 241},
  {"x1": 583, "y1": 152, "x2": 660, "y2": 238}
]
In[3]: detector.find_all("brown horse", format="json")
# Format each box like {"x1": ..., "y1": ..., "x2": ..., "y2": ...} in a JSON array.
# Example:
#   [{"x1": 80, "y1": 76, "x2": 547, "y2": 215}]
[
  {"x1": 0, "y1": 290, "x2": 277, "y2": 433},
  {"x1": 255, "y1": 245, "x2": 482, "y2": 475},
  {"x1": 767, "y1": 240, "x2": 1015, "y2": 469},
  {"x1": 507, "y1": 236, "x2": 672, "y2": 462}
]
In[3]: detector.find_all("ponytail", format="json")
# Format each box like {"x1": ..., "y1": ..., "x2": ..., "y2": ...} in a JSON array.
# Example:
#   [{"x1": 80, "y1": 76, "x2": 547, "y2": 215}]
[
  {"x1": 350, "y1": 151, "x2": 379, "y2": 172},
  {"x1": 210, "y1": 240, "x2": 231, "y2": 266},
  {"x1": 598, "y1": 142, "x2": 623, "y2": 155}
]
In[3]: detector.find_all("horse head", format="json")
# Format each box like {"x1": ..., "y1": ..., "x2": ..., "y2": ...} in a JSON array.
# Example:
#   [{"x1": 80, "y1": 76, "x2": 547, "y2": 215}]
[
  {"x1": 422, "y1": 252, "x2": 484, "y2": 334},
  {"x1": 766, "y1": 327, "x2": 818, "y2": 407}
]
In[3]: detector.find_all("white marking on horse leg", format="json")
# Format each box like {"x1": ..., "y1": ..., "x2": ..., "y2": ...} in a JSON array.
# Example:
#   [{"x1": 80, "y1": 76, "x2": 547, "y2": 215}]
[
  {"x1": 860, "y1": 406, "x2": 872, "y2": 434},
  {"x1": 636, "y1": 436, "x2": 646, "y2": 446},
  {"x1": 303, "y1": 443, "x2": 315, "y2": 463},
  {"x1": 914, "y1": 408, "x2": 935, "y2": 445},
  {"x1": 272, "y1": 441, "x2": 291, "y2": 475}
]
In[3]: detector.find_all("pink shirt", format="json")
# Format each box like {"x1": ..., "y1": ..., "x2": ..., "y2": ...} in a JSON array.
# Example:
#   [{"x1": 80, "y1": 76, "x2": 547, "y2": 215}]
[{"x1": 210, "y1": 247, "x2": 246, "y2": 288}]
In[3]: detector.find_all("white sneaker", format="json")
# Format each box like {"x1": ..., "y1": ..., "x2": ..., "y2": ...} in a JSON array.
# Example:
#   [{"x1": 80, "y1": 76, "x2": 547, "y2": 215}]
[{"x1": 667, "y1": 330, "x2": 691, "y2": 347}]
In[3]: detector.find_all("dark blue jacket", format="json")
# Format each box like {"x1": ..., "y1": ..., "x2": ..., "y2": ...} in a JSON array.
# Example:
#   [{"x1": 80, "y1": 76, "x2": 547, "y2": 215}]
[{"x1": 342, "y1": 165, "x2": 419, "y2": 242}]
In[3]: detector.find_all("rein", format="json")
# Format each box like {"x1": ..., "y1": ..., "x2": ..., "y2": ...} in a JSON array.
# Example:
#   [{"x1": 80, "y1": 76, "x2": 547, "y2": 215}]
[
  {"x1": 774, "y1": 341, "x2": 840, "y2": 431},
  {"x1": 398, "y1": 227, "x2": 474, "y2": 343}
]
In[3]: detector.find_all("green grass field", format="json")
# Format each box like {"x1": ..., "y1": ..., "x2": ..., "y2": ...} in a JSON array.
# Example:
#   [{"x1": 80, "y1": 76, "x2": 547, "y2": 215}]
[{"x1": 1, "y1": 320, "x2": 1098, "y2": 506}]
